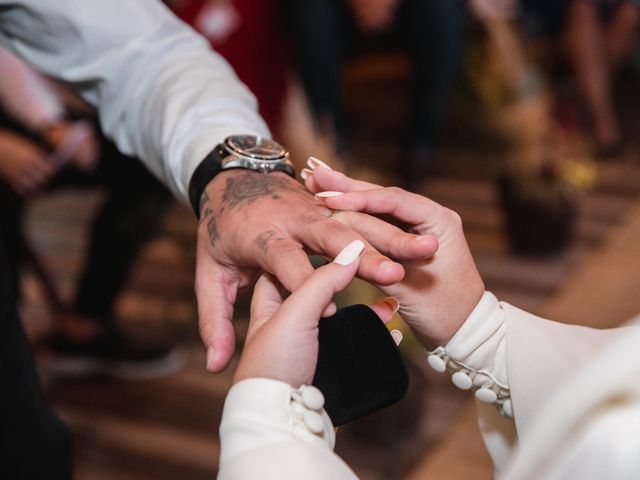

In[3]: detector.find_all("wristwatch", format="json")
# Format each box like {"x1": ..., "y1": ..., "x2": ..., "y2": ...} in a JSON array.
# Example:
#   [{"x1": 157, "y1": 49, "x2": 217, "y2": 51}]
[{"x1": 188, "y1": 135, "x2": 296, "y2": 217}]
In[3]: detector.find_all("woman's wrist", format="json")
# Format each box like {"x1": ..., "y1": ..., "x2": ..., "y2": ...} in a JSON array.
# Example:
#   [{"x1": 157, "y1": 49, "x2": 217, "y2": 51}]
[{"x1": 425, "y1": 292, "x2": 513, "y2": 417}]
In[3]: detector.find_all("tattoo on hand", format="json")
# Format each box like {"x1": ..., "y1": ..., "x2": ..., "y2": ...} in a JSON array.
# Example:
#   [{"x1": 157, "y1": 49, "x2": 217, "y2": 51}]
[
  {"x1": 255, "y1": 229, "x2": 285, "y2": 255},
  {"x1": 200, "y1": 191, "x2": 219, "y2": 248},
  {"x1": 222, "y1": 172, "x2": 300, "y2": 211}
]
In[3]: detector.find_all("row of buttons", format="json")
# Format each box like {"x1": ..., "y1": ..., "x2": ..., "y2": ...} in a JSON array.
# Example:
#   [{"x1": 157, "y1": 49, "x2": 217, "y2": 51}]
[
  {"x1": 291, "y1": 385, "x2": 328, "y2": 435},
  {"x1": 427, "y1": 347, "x2": 513, "y2": 418}
]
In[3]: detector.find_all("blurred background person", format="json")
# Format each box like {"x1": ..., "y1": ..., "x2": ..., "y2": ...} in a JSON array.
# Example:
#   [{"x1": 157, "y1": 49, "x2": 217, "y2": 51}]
[
  {"x1": 565, "y1": 0, "x2": 640, "y2": 158},
  {"x1": 521, "y1": 0, "x2": 640, "y2": 159},
  {"x1": 281, "y1": 0, "x2": 465, "y2": 188},
  {"x1": 0, "y1": 48, "x2": 182, "y2": 380},
  {"x1": 165, "y1": 0, "x2": 337, "y2": 169}
]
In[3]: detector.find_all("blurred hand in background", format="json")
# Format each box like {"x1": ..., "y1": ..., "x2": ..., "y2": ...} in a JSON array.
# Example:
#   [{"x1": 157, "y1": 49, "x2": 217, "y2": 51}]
[
  {"x1": 348, "y1": 0, "x2": 400, "y2": 32},
  {"x1": 0, "y1": 130, "x2": 54, "y2": 196}
]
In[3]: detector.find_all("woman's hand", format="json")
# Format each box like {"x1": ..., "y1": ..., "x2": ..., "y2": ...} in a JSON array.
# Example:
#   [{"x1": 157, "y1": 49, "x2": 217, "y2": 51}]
[
  {"x1": 41, "y1": 120, "x2": 99, "y2": 171},
  {"x1": 303, "y1": 164, "x2": 485, "y2": 348},
  {"x1": 234, "y1": 240, "x2": 400, "y2": 387},
  {"x1": 0, "y1": 130, "x2": 55, "y2": 196}
]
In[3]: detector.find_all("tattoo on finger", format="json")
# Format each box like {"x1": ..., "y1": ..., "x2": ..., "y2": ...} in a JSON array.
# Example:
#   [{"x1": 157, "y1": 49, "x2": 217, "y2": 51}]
[{"x1": 255, "y1": 229, "x2": 285, "y2": 255}]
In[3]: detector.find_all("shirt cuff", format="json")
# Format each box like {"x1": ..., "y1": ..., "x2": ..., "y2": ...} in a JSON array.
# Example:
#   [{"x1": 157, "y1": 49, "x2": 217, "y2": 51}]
[
  {"x1": 444, "y1": 291, "x2": 508, "y2": 389},
  {"x1": 219, "y1": 379, "x2": 335, "y2": 464}
]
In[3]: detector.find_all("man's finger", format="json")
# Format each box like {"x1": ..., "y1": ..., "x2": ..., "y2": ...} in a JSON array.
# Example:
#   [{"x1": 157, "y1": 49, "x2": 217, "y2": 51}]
[
  {"x1": 254, "y1": 230, "x2": 316, "y2": 294},
  {"x1": 276, "y1": 240, "x2": 364, "y2": 323},
  {"x1": 195, "y1": 248, "x2": 238, "y2": 372},
  {"x1": 332, "y1": 211, "x2": 439, "y2": 260},
  {"x1": 247, "y1": 273, "x2": 285, "y2": 342},
  {"x1": 301, "y1": 217, "x2": 405, "y2": 286}
]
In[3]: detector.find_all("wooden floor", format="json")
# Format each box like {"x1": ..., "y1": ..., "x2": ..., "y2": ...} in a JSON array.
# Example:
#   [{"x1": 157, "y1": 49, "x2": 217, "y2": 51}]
[{"x1": 18, "y1": 59, "x2": 640, "y2": 478}]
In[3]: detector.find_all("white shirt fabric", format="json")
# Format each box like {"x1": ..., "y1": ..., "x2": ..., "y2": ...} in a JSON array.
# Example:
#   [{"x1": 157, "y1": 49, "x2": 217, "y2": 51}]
[
  {"x1": 218, "y1": 292, "x2": 640, "y2": 479},
  {"x1": 218, "y1": 379, "x2": 356, "y2": 479},
  {"x1": 0, "y1": 48, "x2": 64, "y2": 130},
  {"x1": 0, "y1": 0, "x2": 269, "y2": 200}
]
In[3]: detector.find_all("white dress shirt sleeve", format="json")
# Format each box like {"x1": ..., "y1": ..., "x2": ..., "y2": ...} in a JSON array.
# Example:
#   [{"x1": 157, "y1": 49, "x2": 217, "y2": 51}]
[
  {"x1": 439, "y1": 291, "x2": 626, "y2": 474},
  {"x1": 218, "y1": 379, "x2": 358, "y2": 479},
  {"x1": 0, "y1": 0, "x2": 270, "y2": 200}
]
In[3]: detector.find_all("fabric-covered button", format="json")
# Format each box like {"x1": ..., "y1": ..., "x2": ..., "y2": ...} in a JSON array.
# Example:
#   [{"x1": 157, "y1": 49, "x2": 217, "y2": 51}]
[
  {"x1": 502, "y1": 399, "x2": 513, "y2": 418},
  {"x1": 452, "y1": 371, "x2": 472, "y2": 390},
  {"x1": 303, "y1": 410, "x2": 325, "y2": 434},
  {"x1": 427, "y1": 354, "x2": 447, "y2": 373},
  {"x1": 301, "y1": 386, "x2": 325, "y2": 410},
  {"x1": 291, "y1": 401, "x2": 306, "y2": 416},
  {"x1": 475, "y1": 388, "x2": 498, "y2": 404}
]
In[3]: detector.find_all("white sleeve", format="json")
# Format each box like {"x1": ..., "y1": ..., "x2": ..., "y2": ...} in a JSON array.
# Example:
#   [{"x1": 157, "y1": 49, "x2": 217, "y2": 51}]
[
  {"x1": 218, "y1": 379, "x2": 358, "y2": 479},
  {"x1": 0, "y1": 48, "x2": 64, "y2": 130},
  {"x1": 0, "y1": 0, "x2": 269, "y2": 200},
  {"x1": 430, "y1": 292, "x2": 623, "y2": 474}
]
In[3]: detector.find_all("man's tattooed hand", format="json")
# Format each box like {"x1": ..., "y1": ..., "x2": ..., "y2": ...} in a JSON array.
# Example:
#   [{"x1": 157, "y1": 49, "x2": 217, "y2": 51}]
[
  {"x1": 194, "y1": 167, "x2": 427, "y2": 373},
  {"x1": 221, "y1": 171, "x2": 303, "y2": 211},
  {"x1": 199, "y1": 190, "x2": 219, "y2": 248}
]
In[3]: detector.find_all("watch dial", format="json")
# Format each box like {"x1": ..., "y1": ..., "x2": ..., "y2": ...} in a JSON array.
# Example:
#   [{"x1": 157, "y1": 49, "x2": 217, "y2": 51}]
[{"x1": 225, "y1": 135, "x2": 286, "y2": 160}]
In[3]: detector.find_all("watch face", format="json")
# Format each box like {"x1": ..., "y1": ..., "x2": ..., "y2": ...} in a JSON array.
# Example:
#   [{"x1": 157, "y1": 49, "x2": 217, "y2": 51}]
[{"x1": 225, "y1": 135, "x2": 287, "y2": 161}]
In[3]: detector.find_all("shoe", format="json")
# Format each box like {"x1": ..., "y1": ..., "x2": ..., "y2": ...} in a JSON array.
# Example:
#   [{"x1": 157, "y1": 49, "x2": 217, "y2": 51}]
[{"x1": 37, "y1": 327, "x2": 188, "y2": 381}]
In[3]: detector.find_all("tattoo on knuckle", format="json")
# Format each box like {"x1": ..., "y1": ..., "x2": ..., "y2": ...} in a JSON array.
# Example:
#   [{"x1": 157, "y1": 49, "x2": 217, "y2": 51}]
[{"x1": 255, "y1": 229, "x2": 285, "y2": 255}]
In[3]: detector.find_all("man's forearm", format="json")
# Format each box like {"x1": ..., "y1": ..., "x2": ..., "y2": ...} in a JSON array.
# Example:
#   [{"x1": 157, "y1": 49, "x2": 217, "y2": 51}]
[{"x1": 0, "y1": 0, "x2": 269, "y2": 200}]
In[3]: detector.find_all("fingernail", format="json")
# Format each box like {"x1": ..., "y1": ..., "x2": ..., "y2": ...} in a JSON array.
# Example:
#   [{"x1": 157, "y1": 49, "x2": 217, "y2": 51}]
[
  {"x1": 381, "y1": 296, "x2": 400, "y2": 314},
  {"x1": 300, "y1": 168, "x2": 313, "y2": 181},
  {"x1": 379, "y1": 260, "x2": 397, "y2": 272},
  {"x1": 307, "y1": 156, "x2": 333, "y2": 170},
  {"x1": 206, "y1": 347, "x2": 216, "y2": 371},
  {"x1": 390, "y1": 329, "x2": 403, "y2": 346},
  {"x1": 323, "y1": 302, "x2": 337, "y2": 317},
  {"x1": 333, "y1": 239, "x2": 365, "y2": 265},
  {"x1": 315, "y1": 191, "x2": 343, "y2": 198}
]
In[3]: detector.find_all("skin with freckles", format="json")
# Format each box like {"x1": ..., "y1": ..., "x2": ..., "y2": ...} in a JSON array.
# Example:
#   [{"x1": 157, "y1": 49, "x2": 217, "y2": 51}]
[
  {"x1": 305, "y1": 165, "x2": 485, "y2": 348},
  {"x1": 194, "y1": 169, "x2": 437, "y2": 372}
]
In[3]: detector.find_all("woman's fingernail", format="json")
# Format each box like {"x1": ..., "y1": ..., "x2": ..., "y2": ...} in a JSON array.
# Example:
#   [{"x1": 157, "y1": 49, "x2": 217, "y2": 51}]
[
  {"x1": 382, "y1": 296, "x2": 400, "y2": 314},
  {"x1": 323, "y1": 302, "x2": 337, "y2": 317},
  {"x1": 390, "y1": 329, "x2": 403, "y2": 346},
  {"x1": 206, "y1": 347, "x2": 216, "y2": 371},
  {"x1": 315, "y1": 191, "x2": 343, "y2": 198},
  {"x1": 307, "y1": 156, "x2": 333, "y2": 170},
  {"x1": 334, "y1": 239, "x2": 365, "y2": 265},
  {"x1": 300, "y1": 168, "x2": 313, "y2": 181}
]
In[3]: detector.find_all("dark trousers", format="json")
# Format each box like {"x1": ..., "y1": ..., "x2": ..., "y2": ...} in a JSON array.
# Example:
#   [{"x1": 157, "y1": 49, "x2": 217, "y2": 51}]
[
  {"x1": 0, "y1": 139, "x2": 172, "y2": 322},
  {"x1": 0, "y1": 227, "x2": 72, "y2": 479},
  {"x1": 283, "y1": 0, "x2": 465, "y2": 153}
]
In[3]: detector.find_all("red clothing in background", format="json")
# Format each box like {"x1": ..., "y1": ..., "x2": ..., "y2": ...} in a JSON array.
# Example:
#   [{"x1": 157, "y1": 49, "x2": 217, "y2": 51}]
[{"x1": 170, "y1": 0, "x2": 290, "y2": 129}]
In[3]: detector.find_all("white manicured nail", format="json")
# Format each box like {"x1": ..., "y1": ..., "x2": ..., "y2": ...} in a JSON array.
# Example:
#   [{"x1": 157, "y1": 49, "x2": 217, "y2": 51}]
[
  {"x1": 300, "y1": 168, "x2": 313, "y2": 180},
  {"x1": 390, "y1": 329, "x2": 403, "y2": 346},
  {"x1": 315, "y1": 191, "x2": 343, "y2": 198},
  {"x1": 333, "y1": 240, "x2": 365, "y2": 265},
  {"x1": 307, "y1": 156, "x2": 333, "y2": 170}
]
